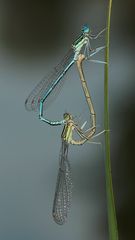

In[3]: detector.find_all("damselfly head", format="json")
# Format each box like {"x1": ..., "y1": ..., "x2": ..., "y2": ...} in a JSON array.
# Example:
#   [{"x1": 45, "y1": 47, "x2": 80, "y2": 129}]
[
  {"x1": 81, "y1": 24, "x2": 90, "y2": 34},
  {"x1": 63, "y1": 113, "x2": 72, "y2": 121}
]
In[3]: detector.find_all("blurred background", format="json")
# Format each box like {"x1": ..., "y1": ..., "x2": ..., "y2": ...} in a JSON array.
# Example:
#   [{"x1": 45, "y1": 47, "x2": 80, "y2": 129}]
[{"x1": 0, "y1": 0, "x2": 135, "y2": 239}]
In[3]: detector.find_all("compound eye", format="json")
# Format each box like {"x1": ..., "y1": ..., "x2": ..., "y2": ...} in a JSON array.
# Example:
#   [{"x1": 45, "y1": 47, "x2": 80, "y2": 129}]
[
  {"x1": 81, "y1": 24, "x2": 90, "y2": 33},
  {"x1": 63, "y1": 113, "x2": 70, "y2": 120}
]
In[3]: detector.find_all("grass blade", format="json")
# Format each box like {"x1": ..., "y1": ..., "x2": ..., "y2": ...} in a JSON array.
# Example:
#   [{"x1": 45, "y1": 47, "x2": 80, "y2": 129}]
[{"x1": 104, "y1": 0, "x2": 119, "y2": 239}]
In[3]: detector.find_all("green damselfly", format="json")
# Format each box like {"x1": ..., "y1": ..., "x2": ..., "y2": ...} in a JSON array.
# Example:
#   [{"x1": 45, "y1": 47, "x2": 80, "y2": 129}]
[{"x1": 25, "y1": 25, "x2": 105, "y2": 125}]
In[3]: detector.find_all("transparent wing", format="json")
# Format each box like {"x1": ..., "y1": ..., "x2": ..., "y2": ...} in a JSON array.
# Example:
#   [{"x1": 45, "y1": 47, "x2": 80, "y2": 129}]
[
  {"x1": 25, "y1": 48, "x2": 75, "y2": 112},
  {"x1": 52, "y1": 140, "x2": 72, "y2": 225}
]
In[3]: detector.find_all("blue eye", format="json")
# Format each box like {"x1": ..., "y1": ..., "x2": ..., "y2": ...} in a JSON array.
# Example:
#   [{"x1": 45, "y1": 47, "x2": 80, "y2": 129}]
[{"x1": 82, "y1": 24, "x2": 90, "y2": 33}]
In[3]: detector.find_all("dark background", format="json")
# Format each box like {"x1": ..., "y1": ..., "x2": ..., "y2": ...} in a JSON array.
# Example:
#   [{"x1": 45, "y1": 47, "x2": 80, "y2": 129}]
[{"x1": 0, "y1": 0, "x2": 135, "y2": 239}]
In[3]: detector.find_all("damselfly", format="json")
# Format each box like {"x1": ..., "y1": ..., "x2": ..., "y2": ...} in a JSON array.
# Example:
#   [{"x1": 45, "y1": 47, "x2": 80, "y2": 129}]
[
  {"x1": 52, "y1": 54, "x2": 102, "y2": 225},
  {"x1": 25, "y1": 25, "x2": 105, "y2": 125},
  {"x1": 52, "y1": 110, "x2": 98, "y2": 225}
]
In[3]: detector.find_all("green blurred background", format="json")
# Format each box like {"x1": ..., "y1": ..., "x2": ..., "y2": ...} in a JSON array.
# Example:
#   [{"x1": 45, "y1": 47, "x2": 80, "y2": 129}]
[{"x1": 0, "y1": 0, "x2": 134, "y2": 239}]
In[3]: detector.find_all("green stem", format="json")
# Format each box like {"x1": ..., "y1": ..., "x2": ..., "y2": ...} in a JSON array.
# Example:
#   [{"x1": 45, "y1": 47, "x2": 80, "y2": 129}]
[{"x1": 104, "y1": 0, "x2": 119, "y2": 239}]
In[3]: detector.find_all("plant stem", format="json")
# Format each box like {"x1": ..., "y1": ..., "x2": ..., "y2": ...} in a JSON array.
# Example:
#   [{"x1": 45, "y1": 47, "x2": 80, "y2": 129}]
[{"x1": 104, "y1": 0, "x2": 119, "y2": 239}]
